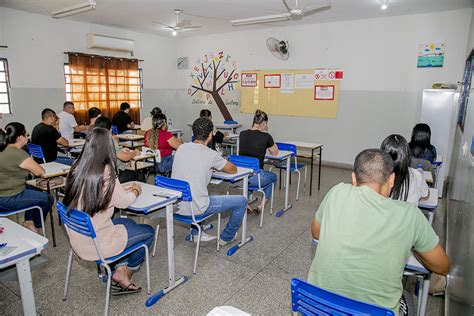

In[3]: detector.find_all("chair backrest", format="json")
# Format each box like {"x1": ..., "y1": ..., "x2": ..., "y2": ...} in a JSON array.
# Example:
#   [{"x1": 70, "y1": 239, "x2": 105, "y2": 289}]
[
  {"x1": 276, "y1": 142, "x2": 297, "y2": 155},
  {"x1": 291, "y1": 278, "x2": 394, "y2": 316},
  {"x1": 155, "y1": 176, "x2": 192, "y2": 202},
  {"x1": 224, "y1": 120, "x2": 238, "y2": 124},
  {"x1": 227, "y1": 155, "x2": 260, "y2": 173},
  {"x1": 27, "y1": 143, "x2": 46, "y2": 161},
  {"x1": 57, "y1": 202, "x2": 96, "y2": 239},
  {"x1": 111, "y1": 125, "x2": 119, "y2": 135}
]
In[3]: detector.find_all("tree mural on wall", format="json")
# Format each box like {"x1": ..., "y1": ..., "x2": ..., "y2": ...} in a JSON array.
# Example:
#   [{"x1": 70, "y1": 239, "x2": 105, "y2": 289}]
[{"x1": 188, "y1": 52, "x2": 239, "y2": 121}]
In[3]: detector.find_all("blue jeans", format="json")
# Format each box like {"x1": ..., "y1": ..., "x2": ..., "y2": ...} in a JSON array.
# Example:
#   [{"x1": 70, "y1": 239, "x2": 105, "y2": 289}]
[
  {"x1": 112, "y1": 218, "x2": 154, "y2": 270},
  {"x1": 0, "y1": 188, "x2": 52, "y2": 228},
  {"x1": 248, "y1": 170, "x2": 277, "y2": 198},
  {"x1": 55, "y1": 156, "x2": 75, "y2": 166},
  {"x1": 199, "y1": 195, "x2": 247, "y2": 242},
  {"x1": 157, "y1": 155, "x2": 174, "y2": 174}
]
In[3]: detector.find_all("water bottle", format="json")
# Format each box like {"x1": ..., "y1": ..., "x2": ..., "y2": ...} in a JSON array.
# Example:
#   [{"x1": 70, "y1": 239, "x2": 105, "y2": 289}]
[
  {"x1": 417, "y1": 164, "x2": 424, "y2": 174},
  {"x1": 167, "y1": 118, "x2": 173, "y2": 129}
]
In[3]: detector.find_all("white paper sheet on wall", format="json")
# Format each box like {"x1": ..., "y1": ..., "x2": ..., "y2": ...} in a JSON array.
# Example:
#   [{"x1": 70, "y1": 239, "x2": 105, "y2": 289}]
[
  {"x1": 295, "y1": 74, "x2": 314, "y2": 89},
  {"x1": 281, "y1": 73, "x2": 294, "y2": 94}
]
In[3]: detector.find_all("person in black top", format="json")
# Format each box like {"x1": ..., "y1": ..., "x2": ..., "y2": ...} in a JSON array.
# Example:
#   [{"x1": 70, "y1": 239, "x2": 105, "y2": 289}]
[
  {"x1": 31, "y1": 108, "x2": 74, "y2": 165},
  {"x1": 199, "y1": 109, "x2": 224, "y2": 151},
  {"x1": 409, "y1": 123, "x2": 437, "y2": 163},
  {"x1": 239, "y1": 109, "x2": 279, "y2": 214},
  {"x1": 112, "y1": 102, "x2": 135, "y2": 133}
]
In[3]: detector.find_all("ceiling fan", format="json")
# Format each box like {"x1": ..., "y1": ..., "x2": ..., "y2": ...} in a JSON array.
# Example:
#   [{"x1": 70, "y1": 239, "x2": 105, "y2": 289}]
[
  {"x1": 231, "y1": 0, "x2": 331, "y2": 26},
  {"x1": 153, "y1": 9, "x2": 203, "y2": 36}
]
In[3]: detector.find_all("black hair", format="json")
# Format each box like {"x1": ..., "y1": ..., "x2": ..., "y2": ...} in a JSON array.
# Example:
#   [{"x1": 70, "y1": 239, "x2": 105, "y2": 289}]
[
  {"x1": 120, "y1": 102, "x2": 131, "y2": 111},
  {"x1": 200, "y1": 109, "x2": 212, "y2": 119},
  {"x1": 192, "y1": 117, "x2": 213, "y2": 142},
  {"x1": 150, "y1": 107, "x2": 162, "y2": 116},
  {"x1": 41, "y1": 108, "x2": 57, "y2": 120},
  {"x1": 253, "y1": 109, "x2": 268, "y2": 126},
  {"x1": 409, "y1": 123, "x2": 434, "y2": 158},
  {"x1": 354, "y1": 149, "x2": 394, "y2": 185},
  {"x1": 63, "y1": 101, "x2": 74, "y2": 109},
  {"x1": 146, "y1": 113, "x2": 167, "y2": 150},
  {"x1": 88, "y1": 107, "x2": 102, "y2": 119},
  {"x1": 63, "y1": 128, "x2": 118, "y2": 217},
  {"x1": 94, "y1": 116, "x2": 112, "y2": 130},
  {"x1": 381, "y1": 134, "x2": 411, "y2": 201},
  {"x1": 0, "y1": 122, "x2": 27, "y2": 152}
]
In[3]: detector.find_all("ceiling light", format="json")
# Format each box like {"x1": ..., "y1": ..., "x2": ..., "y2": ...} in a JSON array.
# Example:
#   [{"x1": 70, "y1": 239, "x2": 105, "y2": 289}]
[
  {"x1": 231, "y1": 13, "x2": 291, "y2": 26},
  {"x1": 52, "y1": 0, "x2": 96, "y2": 19},
  {"x1": 381, "y1": 1, "x2": 388, "y2": 10},
  {"x1": 172, "y1": 30, "x2": 178, "y2": 36}
]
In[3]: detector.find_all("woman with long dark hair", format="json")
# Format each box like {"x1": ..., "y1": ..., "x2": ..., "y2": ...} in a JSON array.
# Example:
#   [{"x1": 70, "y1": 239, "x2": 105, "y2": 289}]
[
  {"x1": 144, "y1": 113, "x2": 182, "y2": 174},
  {"x1": 409, "y1": 123, "x2": 437, "y2": 163},
  {"x1": 0, "y1": 122, "x2": 51, "y2": 234},
  {"x1": 63, "y1": 128, "x2": 154, "y2": 295},
  {"x1": 381, "y1": 134, "x2": 429, "y2": 203}
]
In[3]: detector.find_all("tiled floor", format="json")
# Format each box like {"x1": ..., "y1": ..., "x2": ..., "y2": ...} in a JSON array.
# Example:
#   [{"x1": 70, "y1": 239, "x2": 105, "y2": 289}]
[{"x1": 0, "y1": 166, "x2": 446, "y2": 315}]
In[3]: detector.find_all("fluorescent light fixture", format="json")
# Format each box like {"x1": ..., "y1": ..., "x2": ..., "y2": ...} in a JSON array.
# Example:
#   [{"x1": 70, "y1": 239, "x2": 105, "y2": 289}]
[
  {"x1": 172, "y1": 30, "x2": 178, "y2": 36},
  {"x1": 381, "y1": 0, "x2": 388, "y2": 10},
  {"x1": 52, "y1": 0, "x2": 96, "y2": 19},
  {"x1": 231, "y1": 13, "x2": 291, "y2": 26}
]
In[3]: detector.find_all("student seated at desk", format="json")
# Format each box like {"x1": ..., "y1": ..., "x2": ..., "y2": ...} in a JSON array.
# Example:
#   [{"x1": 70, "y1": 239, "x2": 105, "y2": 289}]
[
  {"x1": 409, "y1": 123, "x2": 437, "y2": 163},
  {"x1": 238, "y1": 109, "x2": 278, "y2": 214},
  {"x1": 63, "y1": 128, "x2": 154, "y2": 295},
  {"x1": 58, "y1": 101, "x2": 88, "y2": 141},
  {"x1": 144, "y1": 113, "x2": 182, "y2": 174},
  {"x1": 112, "y1": 102, "x2": 135, "y2": 134},
  {"x1": 94, "y1": 117, "x2": 144, "y2": 183},
  {"x1": 31, "y1": 108, "x2": 74, "y2": 166},
  {"x1": 381, "y1": 134, "x2": 429, "y2": 204},
  {"x1": 141, "y1": 107, "x2": 162, "y2": 131},
  {"x1": 87, "y1": 107, "x2": 101, "y2": 132},
  {"x1": 308, "y1": 149, "x2": 450, "y2": 314},
  {"x1": 199, "y1": 109, "x2": 224, "y2": 151},
  {"x1": 0, "y1": 122, "x2": 52, "y2": 234},
  {"x1": 172, "y1": 117, "x2": 247, "y2": 245}
]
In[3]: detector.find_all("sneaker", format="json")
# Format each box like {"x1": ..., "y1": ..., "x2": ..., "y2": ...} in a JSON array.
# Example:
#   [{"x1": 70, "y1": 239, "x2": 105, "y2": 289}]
[
  {"x1": 193, "y1": 232, "x2": 217, "y2": 243},
  {"x1": 218, "y1": 234, "x2": 238, "y2": 247}
]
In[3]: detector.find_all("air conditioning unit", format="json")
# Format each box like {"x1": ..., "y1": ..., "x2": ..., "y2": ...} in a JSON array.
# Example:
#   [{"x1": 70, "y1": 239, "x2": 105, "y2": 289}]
[{"x1": 86, "y1": 33, "x2": 134, "y2": 52}]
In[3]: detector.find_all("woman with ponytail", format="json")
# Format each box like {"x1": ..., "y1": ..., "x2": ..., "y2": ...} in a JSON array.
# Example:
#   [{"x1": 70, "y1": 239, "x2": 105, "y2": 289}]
[
  {"x1": 0, "y1": 122, "x2": 52, "y2": 234},
  {"x1": 381, "y1": 134, "x2": 429, "y2": 204},
  {"x1": 144, "y1": 113, "x2": 182, "y2": 174},
  {"x1": 239, "y1": 109, "x2": 279, "y2": 214}
]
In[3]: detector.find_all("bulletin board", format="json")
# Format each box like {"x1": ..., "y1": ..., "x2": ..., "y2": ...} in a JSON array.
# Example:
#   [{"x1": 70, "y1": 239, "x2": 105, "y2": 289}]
[{"x1": 239, "y1": 69, "x2": 340, "y2": 118}]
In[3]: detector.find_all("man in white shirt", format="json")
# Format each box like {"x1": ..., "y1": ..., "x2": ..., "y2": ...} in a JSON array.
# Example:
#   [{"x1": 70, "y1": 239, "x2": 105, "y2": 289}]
[
  {"x1": 172, "y1": 117, "x2": 247, "y2": 246},
  {"x1": 58, "y1": 101, "x2": 88, "y2": 141}
]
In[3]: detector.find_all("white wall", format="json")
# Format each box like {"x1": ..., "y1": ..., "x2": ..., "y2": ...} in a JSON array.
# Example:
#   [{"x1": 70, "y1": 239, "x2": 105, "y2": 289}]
[
  {"x1": 175, "y1": 9, "x2": 472, "y2": 165},
  {"x1": 0, "y1": 7, "x2": 176, "y2": 130}
]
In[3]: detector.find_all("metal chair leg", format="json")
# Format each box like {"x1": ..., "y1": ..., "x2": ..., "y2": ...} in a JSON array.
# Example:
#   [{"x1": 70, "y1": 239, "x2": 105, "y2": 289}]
[
  {"x1": 296, "y1": 170, "x2": 301, "y2": 201},
  {"x1": 104, "y1": 264, "x2": 112, "y2": 316},
  {"x1": 152, "y1": 223, "x2": 160, "y2": 257},
  {"x1": 259, "y1": 190, "x2": 266, "y2": 228},
  {"x1": 193, "y1": 225, "x2": 202, "y2": 274},
  {"x1": 304, "y1": 166, "x2": 307, "y2": 192},
  {"x1": 270, "y1": 183, "x2": 274, "y2": 214},
  {"x1": 63, "y1": 249, "x2": 74, "y2": 301},
  {"x1": 144, "y1": 245, "x2": 151, "y2": 295},
  {"x1": 217, "y1": 213, "x2": 221, "y2": 252}
]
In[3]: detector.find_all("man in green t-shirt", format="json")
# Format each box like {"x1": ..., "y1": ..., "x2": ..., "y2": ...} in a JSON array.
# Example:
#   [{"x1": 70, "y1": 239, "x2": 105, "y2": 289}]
[{"x1": 308, "y1": 149, "x2": 450, "y2": 314}]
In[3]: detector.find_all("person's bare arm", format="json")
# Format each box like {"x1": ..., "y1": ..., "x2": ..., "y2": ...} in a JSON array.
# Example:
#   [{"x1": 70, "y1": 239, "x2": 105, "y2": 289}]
[
  {"x1": 311, "y1": 218, "x2": 321, "y2": 240},
  {"x1": 117, "y1": 148, "x2": 139, "y2": 162},
  {"x1": 57, "y1": 137, "x2": 69, "y2": 147},
  {"x1": 19, "y1": 157, "x2": 45, "y2": 176},
  {"x1": 220, "y1": 161, "x2": 237, "y2": 174},
  {"x1": 73, "y1": 125, "x2": 88, "y2": 132},
  {"x1": 268, "y1": 144, "x2": 279, "y2": 156},
  {"x1": 414, "y1": 244, "x2": 450, "y2": 275},
  {"x1": 167, "y1": 136, "x2": 183, "y2": 149}
]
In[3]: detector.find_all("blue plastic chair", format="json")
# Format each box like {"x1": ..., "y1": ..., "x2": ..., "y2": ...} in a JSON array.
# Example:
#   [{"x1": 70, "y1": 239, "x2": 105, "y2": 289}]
[
  {"x1": 291, "y1": 278, "x2": 395, "y2": 316},
  {"x1": 227, "y1": 155, "x2": 274, "y2": 228},
  {"x1": 155, "y1": 176, "x2": 220, "y2": 274},
  {"x1": 0, "y1": 206, "x2": 46, "y2": 237},
  {"x1": 57, "y1": 202, "x2": 151, "y2": 316},
  {"x1": 111, "y1": 125, "x2": 119, "y2": 135},
  {"x1": 270, "y1": 142, "x2": 307, "y2": 201},
  {"x1": 27, "y1": 143, "x2": 46, "y2": 163},
  {"x1": 224, "y1": 120, "x2": 238, "y2": 125}
]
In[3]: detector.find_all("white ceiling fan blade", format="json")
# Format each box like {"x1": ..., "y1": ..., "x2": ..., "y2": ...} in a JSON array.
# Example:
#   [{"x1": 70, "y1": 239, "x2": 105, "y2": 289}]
[
  {"x1": 231, "y1": 13, "x2": 291, "y2": 26},
  {"x1": 152, "y1": 21, "x2": 175, "y2": 29},
  {"x1": 302, "y1": 0, "x2": 331, "y2": 15},
  {"x1": 282, "y1": 0, "x2": 292, "y2": 12},
  {"x1": 176, "y1": 19, "x2": 192, "y2": 27},
  {"x1": 182, "y1": 26, "x2": 203, "y2": 29}
]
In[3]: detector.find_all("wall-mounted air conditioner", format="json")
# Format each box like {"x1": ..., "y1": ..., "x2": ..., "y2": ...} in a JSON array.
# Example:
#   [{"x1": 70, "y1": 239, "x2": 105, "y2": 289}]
[{"x1": 86, "y1": 33, "x2": 134, "y2": 53}]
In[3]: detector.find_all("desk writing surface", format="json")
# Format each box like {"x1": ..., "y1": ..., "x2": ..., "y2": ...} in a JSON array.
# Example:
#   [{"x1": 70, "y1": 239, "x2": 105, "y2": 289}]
[
  {"x1": 68, "y1": 139, "x2": 85, "y2": 148},
  {"x1": 116, "y1": 134, "x2": 144, "y2": 141},
  {"x1": 127, "y1": 182, "x2": 181, "y2": 213},
  {"x1": 265, "y1": 150, "x2": 293, "y2": 160},
  {"x1": 212, "y1": 167, "x2": 252, "y2": 180},
  {"x1": 0, "y1": 218, "x2": 48, "y2": 267},
  {"x1": 418, "y1": 188, "x2": 438, "y2": 209},
  {"x1": 214, "y1": 123, "x2": 242, "y2": 129},
  {"x1": 284, "y1": 141, "x2": 323, "y2": 149},
  {"x1": 40, "y1": 162, "x2": 71, "y2": 178}
]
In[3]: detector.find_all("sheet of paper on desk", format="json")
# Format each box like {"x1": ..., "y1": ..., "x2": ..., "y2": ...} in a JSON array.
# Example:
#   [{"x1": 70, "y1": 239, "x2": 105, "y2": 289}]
[{"x1": 0, "y1": 246, "x2": 17, "y2": 256}]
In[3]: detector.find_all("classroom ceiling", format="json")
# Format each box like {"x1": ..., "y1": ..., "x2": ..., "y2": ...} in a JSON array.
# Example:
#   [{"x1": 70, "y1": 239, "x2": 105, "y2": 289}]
[{"x1": 1, "y1": 0, "x2": 473, "y2": 37}]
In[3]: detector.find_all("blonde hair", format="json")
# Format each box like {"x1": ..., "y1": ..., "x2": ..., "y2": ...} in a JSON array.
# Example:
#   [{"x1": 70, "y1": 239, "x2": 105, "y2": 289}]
[{"x1": 146, "y1": 113, "x2": 167, "y2": 150}]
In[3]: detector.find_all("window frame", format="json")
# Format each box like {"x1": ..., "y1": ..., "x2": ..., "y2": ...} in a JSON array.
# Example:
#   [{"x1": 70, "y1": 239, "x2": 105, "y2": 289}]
[{"x1": 0, "y1": 58, "x2": 12, "y2": 114}]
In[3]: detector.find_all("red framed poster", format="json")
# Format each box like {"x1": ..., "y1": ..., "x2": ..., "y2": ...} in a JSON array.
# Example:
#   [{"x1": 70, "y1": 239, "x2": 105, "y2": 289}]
[
  {"x1": 264, "y1": 74, "x2": 281, "y2": 88},
  {"x1": 314, "y1": 85, "x2": 335, "y2": 100},
  {"x1": 241, "y1": 73, "x2": 258, "y2": 87}
]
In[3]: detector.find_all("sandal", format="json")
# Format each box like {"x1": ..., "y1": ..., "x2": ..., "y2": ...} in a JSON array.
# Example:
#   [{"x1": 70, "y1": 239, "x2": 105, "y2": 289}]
[
  {"x1": 111, "y1": 283, "x2": 142, "y2": 296},
  {"x1": 253, "y1": 207, "x2": 261, "y2": 215},
  {"x1": 246, "y1": 207, "x2": 254, "y2": 214}
]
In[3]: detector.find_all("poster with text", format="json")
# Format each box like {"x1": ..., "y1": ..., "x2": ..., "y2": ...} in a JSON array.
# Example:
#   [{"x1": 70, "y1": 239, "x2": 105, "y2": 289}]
[
  {"x1": 314, "y1": 85, "x2": 335, "y2": 100},
  {"x1": 241, "y1": 73, "x2": 257, "y2": 87},
  {"x1": 264, "y1": 74, "x2": 281, "y2": 88},
  {"x1": 281, "y1": 73, "x2": 294, "y2": 93}
]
